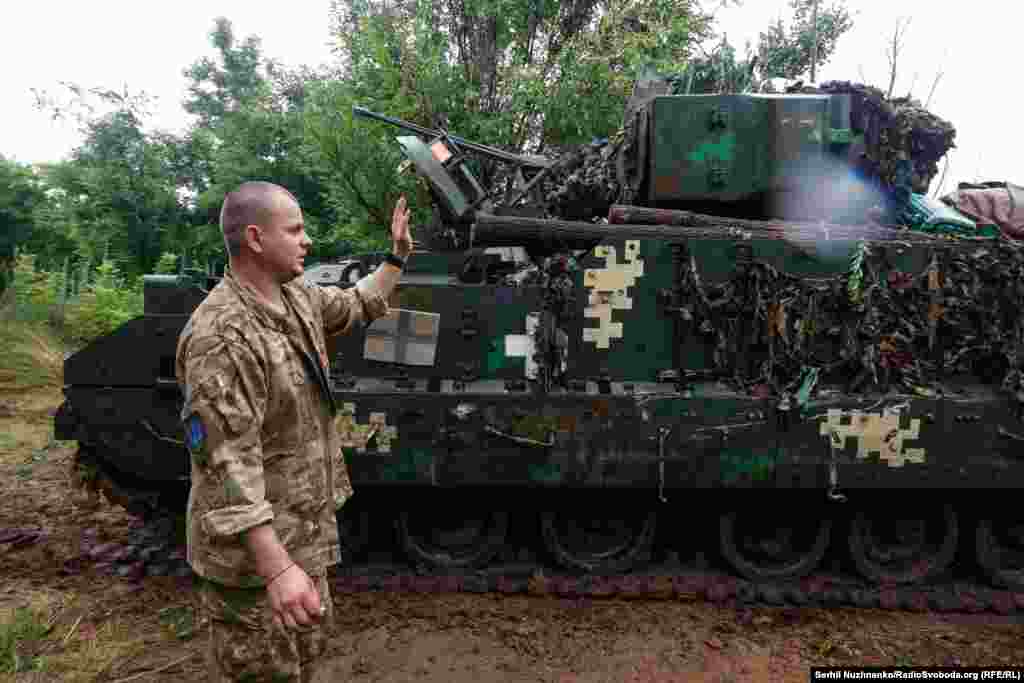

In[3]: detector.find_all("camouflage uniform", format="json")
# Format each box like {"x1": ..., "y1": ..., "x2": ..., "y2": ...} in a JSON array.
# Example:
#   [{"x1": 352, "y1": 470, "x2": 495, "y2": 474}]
[
  {"x1": 198, "y1": 572, "x2": 333, "y2": 682},
  {"x1": 176, "y1": 268, "x2": 388, "y2": 682}
]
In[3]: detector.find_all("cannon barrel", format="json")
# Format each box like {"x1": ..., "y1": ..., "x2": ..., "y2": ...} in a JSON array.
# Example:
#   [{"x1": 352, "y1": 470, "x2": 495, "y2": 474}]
[
  {"x1": 469, "y1": 213, "x2": 760, "y2": 249},
  {"x1": 470, "y1": 210, "x2": 948, "y2": 250},
  {"x1": 608, "y1": 205, "x2": 948, "y2": 241}
]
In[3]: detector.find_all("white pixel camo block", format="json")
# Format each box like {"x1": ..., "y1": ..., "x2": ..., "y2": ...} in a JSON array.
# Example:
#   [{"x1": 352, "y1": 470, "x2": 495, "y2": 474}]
[
  {"x1": 583, "y1": 241, "x2": 644, "y2": 350},
  {"x1": 819, "y1": 407, "x2": 925, "y2": 468}
]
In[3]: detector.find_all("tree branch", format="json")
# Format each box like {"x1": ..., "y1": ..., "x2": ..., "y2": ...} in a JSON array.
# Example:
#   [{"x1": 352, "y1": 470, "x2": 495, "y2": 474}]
[
  {"x1": 924, "y1": 57, "x2": 945, "y2": 109},
  {"x1": 886, "y1": 17, "x2": 911, "y2": 99},
  {"x1": 341, "y1": 169, "x2": 388, "y2": 227}
]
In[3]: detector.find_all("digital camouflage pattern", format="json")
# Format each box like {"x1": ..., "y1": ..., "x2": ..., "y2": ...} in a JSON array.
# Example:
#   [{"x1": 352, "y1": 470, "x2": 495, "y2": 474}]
[
  {"x1": 200, "y1": 571, "x2": 333, "y2": 683},
  {"x1": 175, "y1": 268, "x2": 389, "y2": 587}
]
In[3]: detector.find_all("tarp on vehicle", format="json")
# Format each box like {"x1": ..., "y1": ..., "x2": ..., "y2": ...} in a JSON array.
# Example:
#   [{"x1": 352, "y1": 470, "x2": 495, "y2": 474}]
[{"x1": 941, "y1": 181, "x2": 1024, "y2": 239}]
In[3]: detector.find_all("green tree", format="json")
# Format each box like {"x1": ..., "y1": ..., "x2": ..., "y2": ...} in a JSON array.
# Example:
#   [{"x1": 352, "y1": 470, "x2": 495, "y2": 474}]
[
  {"x1": 180, "y1": 18, "x2": 340, "y2": 265},
  {"x1": 331, "y1": 0, "x2": 710, "y2": 151},
  {"x1": 755, "y1": 0, "x2": 853, "y2": 82},
  {"x1": 314, "y1": 0, "x2": 713, "y2": 243},
  {"x1": 183, "y1": 17, "x2": 273, "y2": 129},
  {"x1": 31, "y1": 84, "x2": 188, "y2": 279},
  {"x1": 679, "y1": 0, "x2": 853, "y2": 95},
  {"x1": 21, "y1": 172, "x2": 80, "y2": 274},
  {"x1": 0, "y1": 156, "x2": 46, "y2": 291},
  {"x1": 302, "y1": 79, "x2": 421, "y2": 254}
]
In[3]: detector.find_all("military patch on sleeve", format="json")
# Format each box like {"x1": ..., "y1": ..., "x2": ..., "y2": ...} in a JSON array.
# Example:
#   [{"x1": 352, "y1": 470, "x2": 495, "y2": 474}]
[{"x1": 185, "y1": 413, "x2": 209, "y2": 465}]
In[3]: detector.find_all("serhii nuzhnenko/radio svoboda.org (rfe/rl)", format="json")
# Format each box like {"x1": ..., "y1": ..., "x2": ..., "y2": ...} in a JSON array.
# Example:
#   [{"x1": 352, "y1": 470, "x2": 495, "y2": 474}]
[{"x1": 810, "y1": 668, "x2": 1024, "y2": 681}]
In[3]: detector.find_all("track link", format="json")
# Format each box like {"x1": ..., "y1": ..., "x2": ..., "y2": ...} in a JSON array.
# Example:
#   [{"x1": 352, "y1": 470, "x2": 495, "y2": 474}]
[
  {"x1": 71, "y1": 457, "x2": 1024, "y2": 615},
  {"x1": 330, "y1": 569, "x2": 1024, "y2": 615},
  {"x1": 328, "y1": 563, "x2": 1024, "y2": 616},
  {"x1": 67, "y1": 515, "x2": 1024, "y2": 617}
]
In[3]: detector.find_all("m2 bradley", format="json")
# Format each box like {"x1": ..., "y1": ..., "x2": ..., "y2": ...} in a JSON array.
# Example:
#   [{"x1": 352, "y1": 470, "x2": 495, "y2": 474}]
[{"x1": 56, "y1": 75, "x2": 1024, "y2": 608}]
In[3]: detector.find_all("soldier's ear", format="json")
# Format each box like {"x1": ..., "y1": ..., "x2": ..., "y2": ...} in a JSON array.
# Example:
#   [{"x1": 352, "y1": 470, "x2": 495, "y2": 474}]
[{"x1": 243, "y1": 224, "x2": 265, "y2": 254}]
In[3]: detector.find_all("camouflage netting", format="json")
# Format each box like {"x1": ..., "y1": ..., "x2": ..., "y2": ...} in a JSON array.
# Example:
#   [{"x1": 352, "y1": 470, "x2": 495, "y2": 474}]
[
  {"x1": 681, "y1": 239, "x2": 1024, "y2": 398},
  {"x1": 488, "y1": 80, "x2": 957, "y2": 221},
  {"x1": 787, "y1": 81, "x2": 957, "y2": 194},
  {"x1": 512, "y1": 132, "x2": 626, "y2": 223}
]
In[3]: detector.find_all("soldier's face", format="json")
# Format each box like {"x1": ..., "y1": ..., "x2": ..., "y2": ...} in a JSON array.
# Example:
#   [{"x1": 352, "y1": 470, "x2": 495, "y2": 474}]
[{"x1": 253, "y1": 193, "x2": 313, "y2": 282}]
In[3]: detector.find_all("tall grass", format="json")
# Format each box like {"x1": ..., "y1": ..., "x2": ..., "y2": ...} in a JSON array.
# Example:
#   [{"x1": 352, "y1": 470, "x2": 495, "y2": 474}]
[{"x1": 0, "y1": 322, "x2": 64, "y2": 394}]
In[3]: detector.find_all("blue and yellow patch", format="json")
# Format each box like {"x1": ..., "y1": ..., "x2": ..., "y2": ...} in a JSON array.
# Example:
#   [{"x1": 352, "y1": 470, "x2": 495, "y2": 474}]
[{"x1": 185, "y1": 413, "x2": 209, "y2": 464}]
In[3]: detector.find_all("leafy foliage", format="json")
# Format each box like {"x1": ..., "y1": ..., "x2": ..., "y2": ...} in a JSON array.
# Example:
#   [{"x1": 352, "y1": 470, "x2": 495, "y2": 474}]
[
  {"x1": 181, "y1": 18, "x2": 341, "y2": 264},
  {"x1": 30, "y1": 85, "x2": 188, "y2": 279},
  {"x1": 0, "y1": 157, "x2": 47, "y2": 288},
  {"x1": 330, "y1": 0, "x2": 712, "y2": 150},
  {"x1": 183, "y1": 17, "x2": 274, "y2": 129},
  {"x1": 154, "y1": 252, "x2": 180, "y2": 275},
  {"x1": 680, "y1": 0, "x2": 854, "y2": 95},
  {"x1": 8, "y1": 254, "x2": 58, "y2": 324},
  {"x1": 60, "y1": 260, "x2": 144, "y2": 345},
  {"x1": 313, "y1": 0, "x2": 715, "y2": 244},
  {"x1": 756, "y1": 0, "x2": 853, "y2": 81},
  {"x1": 6, "y1": 253, "x2": 142, "y2": 345}
]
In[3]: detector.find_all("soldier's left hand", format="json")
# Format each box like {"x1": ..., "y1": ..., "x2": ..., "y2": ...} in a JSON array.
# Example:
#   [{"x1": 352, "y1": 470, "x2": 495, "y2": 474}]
[
  {"x1": 391, "y1": 195, "x2": 412, "y2": 259},
  {"x1": 267, "y1": 564, "x2": 322, "y2": 631}
]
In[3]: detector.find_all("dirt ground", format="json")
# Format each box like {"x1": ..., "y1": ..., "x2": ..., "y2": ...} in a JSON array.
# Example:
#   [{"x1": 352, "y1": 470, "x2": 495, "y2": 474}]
[{"x1": 1, "y1": 324, "x2": 1022, "y2": 682}]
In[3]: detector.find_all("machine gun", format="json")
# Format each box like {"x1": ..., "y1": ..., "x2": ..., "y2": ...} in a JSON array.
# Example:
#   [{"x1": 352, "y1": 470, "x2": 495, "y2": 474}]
[
  {"x1": 353, "y1": 106, "x2": 556, "y2": 223},
  {"x1": 353, "y1": 107, "x2": 550, "y2": 170}
]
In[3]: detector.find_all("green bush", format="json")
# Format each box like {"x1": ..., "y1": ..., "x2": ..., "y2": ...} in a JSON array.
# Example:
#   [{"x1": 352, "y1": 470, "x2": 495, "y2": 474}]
[
  {"x1": 62, "y1": 260, "x2": 143, "y2": 345},
  {"x1": 155, "y1": 251, "x2": 179, "y2": 274},
  {"x1": 3, "y1": 252, "x2": 144, "y2": 346}
]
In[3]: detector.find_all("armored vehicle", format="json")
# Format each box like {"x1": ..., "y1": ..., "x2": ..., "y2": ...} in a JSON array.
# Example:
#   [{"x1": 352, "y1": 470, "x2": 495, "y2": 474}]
[{"x1": 56, "y1": 80, "x2": 1024, "y2": 600}]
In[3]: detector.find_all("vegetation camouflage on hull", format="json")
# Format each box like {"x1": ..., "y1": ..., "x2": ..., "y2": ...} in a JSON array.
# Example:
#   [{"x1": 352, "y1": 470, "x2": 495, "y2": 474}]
[
  {"x1": 54, "y1": 86, "x2": 1024, "y2": 600},
  {"x1": 523, "y1": 79, "x2": 955, "y2": 224}
]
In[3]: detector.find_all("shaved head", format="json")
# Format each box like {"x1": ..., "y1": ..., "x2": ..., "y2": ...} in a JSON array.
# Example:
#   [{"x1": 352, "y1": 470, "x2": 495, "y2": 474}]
[{"x1": 220, "y1": 181, "x2": 299, "y2": 257}]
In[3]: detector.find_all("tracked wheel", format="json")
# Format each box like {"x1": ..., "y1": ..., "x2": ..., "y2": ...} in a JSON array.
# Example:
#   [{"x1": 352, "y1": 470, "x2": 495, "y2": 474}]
[
  {"x1": 541, "y1": 508, "x2": 656, "y2": 574},
  {"x1": 976, "y1": 517, "x2": 1024, "y2": 591},
  {"x1": 718, "y1": 509, "x2": 831, "y2": 581},
  {"x1": 848, "y1": 503, "x2": 958, "y2": 584},
  {"x1": 72, "y1": 445, "x2": 164, "y2": 520},
  {"x1": 397, "y1": 508, "x2": 508, "y2": 570}
]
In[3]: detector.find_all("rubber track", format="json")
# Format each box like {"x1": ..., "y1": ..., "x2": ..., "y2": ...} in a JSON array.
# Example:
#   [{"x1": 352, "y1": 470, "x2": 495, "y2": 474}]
[
  {"x1": 70, "y1": 517, "x2": 1024, "y2": 616},
  {"x1": 329, "y1": 564, "x2": 1024, "y2": 615},
  {"x1": 74, "y1": 460, "x2": 1024, "y2": 615}
]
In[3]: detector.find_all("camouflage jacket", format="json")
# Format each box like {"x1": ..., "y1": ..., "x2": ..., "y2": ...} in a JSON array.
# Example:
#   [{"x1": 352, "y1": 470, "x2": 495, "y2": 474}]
[{"x1": 175, "y1": 268, "x2": 389, "y2": 587}]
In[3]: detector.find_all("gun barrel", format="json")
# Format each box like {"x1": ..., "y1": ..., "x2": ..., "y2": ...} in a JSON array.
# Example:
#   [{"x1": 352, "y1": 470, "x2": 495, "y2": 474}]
[
  {"x1": 470, "y1": 213, "x2": 778, "y2": 248},
  {"x1": 470, "y1": 212, "x2": 947, "y2": 249},
  {"x1": 352, "y1": 106, "x2": 436, "y2": 138},
  {"x1": 353, "y1": 106, "x2": 551, "y2": 169}
]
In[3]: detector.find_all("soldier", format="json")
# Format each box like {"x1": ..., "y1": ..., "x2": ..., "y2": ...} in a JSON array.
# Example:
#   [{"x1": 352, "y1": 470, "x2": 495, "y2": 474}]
[{"x1": 176, "y1": 181, "x2": 411, "y2": 682}]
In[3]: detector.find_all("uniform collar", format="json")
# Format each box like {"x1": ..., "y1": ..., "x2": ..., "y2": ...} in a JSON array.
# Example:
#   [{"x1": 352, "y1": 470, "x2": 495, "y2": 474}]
[{"x1": 222, "y1": 267, "x2": 301, "y2": 332}]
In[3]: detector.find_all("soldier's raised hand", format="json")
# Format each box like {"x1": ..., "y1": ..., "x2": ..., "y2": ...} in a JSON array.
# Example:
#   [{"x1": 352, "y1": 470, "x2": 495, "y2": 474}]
[{"x1": 391, "y1": 195, "x2": 412, "y2": 259}]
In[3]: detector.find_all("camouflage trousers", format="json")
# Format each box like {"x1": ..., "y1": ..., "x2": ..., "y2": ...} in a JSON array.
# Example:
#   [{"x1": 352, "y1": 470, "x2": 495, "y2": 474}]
[{"x1": 198, "y1": 572, "x2": 333, "y2": 683}]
